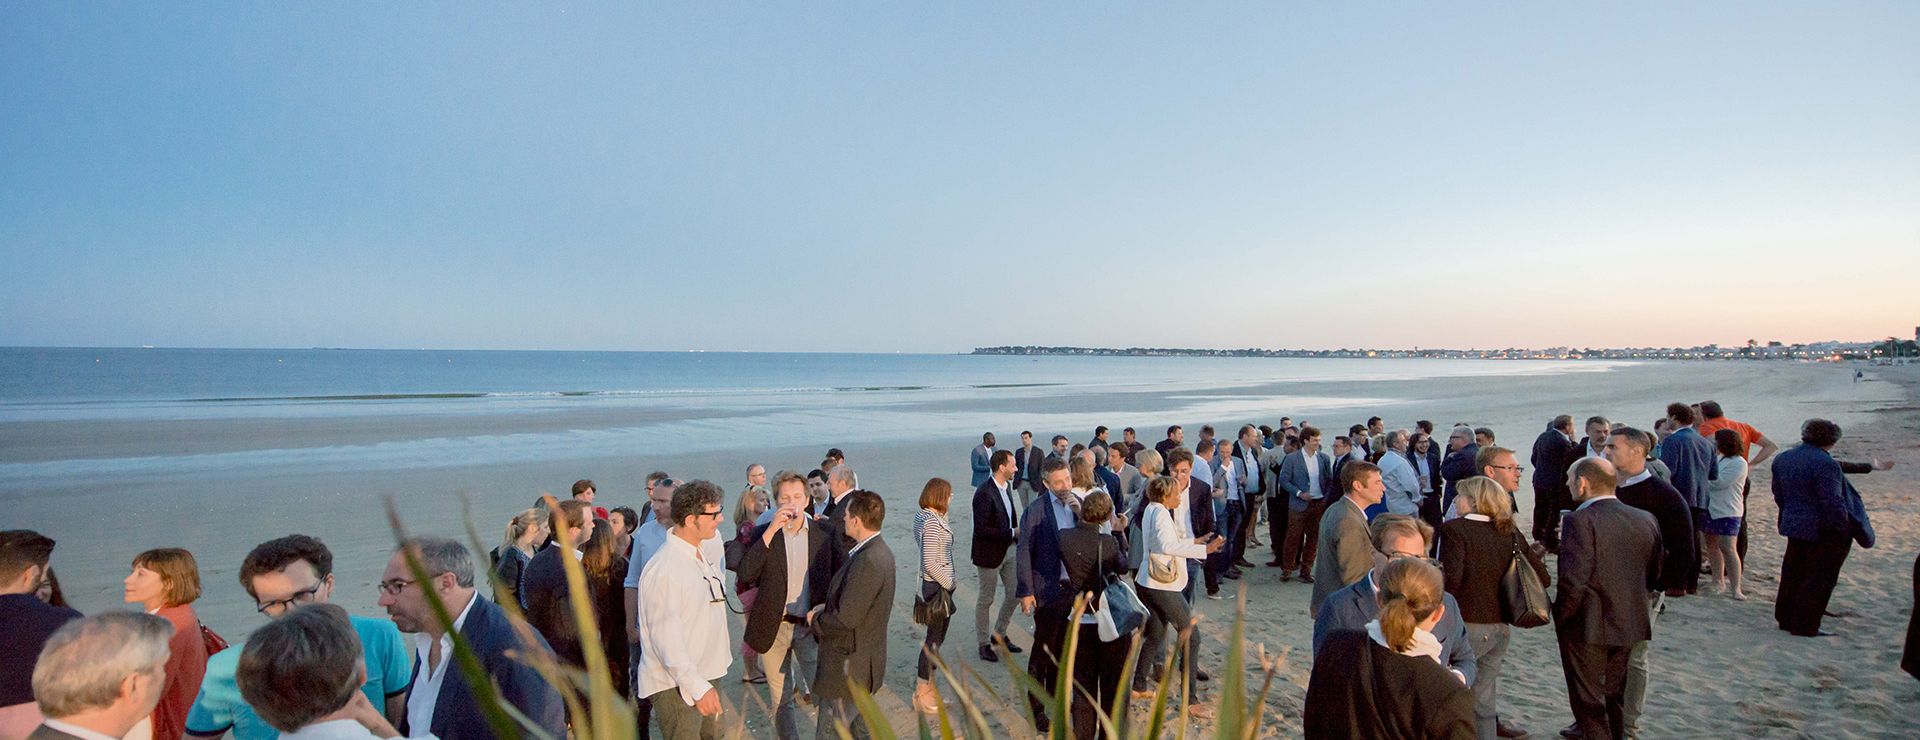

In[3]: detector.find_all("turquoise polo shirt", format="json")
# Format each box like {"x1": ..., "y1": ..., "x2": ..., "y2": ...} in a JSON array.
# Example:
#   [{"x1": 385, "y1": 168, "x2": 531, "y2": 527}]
[{"x1": 185, "y1": 614, "x2": 411, "y2": 739}]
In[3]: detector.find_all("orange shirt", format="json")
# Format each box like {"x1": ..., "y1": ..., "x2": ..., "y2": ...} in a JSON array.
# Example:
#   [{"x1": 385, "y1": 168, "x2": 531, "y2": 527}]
[{"x1": 1697, "y1": 417, "x2": 1764, "y2": 458}]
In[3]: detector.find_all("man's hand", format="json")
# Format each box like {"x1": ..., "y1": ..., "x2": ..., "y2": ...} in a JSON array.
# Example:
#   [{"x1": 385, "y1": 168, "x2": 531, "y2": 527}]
[
  {"x1": 694, "y1": 688, "x2": 722, "y2": 717},
  {"x1": 1873, "y1": 458, "x2": 1896, "y2": 471},
  {"x1": 1019, "y1": 595, "x2": 1035, "y2": 614},
  {"x1": 805, "y1": 604, "x2": 824, "y2": 626}
]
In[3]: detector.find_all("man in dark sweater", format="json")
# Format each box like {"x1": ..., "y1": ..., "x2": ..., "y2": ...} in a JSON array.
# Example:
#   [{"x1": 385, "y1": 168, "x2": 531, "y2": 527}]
[
  {"x1": 1604, "y1": 427, "x2": 1692, "y2": 740},
  {"x1": 0, "y1": 530, "x2": 83, "y2": 722}
]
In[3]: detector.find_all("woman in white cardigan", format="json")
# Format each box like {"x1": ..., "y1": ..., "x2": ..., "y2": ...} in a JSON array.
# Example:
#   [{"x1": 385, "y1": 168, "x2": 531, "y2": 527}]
[{"x1": 1132, "y1": 474, "x2": 1224, "y2": 715}]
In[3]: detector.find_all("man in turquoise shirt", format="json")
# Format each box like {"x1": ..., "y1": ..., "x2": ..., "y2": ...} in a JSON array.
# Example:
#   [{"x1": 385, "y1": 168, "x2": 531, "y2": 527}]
[{"x1": 186, "y1": 535, "x2": 410, "y2": 739}]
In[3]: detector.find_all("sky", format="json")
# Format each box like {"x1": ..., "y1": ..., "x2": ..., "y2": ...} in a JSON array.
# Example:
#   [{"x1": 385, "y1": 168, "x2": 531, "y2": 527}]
[{"x1": 3, "y1": 3, "x2": 1917, "y2": 353}]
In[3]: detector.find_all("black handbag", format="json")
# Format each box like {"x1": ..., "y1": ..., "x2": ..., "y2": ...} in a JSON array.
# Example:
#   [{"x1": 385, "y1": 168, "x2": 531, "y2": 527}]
[
  {"x1": 913, "y1": 585, "x2": 954, "y2": 626},
  {"x1": 1499, "y1": 534, "x2": 1551, "y2": 628}
]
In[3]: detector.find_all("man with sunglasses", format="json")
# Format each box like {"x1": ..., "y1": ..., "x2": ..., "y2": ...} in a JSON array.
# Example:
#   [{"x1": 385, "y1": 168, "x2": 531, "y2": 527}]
[
  {"x1": 636, "y1": 480, "x2": 734, "y2": 739},
  {"x1": 1311, "y1": 514, "x2": 1477, "y2": 688},
  {"x1": 184, "y1": 535, "x2": 411, "y2": 740}
]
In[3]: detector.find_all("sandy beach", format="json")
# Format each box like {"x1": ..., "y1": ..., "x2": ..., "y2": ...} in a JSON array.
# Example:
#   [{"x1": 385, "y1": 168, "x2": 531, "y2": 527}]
[{"x1": 7, "y1": 359, "x2": 1917, "y2": 738}]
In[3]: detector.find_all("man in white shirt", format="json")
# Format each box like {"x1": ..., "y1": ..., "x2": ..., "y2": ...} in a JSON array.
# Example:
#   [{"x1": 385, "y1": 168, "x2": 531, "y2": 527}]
[
  {"x1": 28, "y1": 612, "x2": 172, "y2": 740},
  {"x1": 636, "y1": 480, "x2": 733, "y2": 739},
  {"x1": 1375, "y1": 430, "x2": 1424, "y2": 516}
]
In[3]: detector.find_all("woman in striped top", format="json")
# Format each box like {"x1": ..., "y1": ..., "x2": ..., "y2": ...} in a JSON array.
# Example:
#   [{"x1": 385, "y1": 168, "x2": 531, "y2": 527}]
[{"x1": 914, "y1": 477, "x2": 957, "y2": 714}]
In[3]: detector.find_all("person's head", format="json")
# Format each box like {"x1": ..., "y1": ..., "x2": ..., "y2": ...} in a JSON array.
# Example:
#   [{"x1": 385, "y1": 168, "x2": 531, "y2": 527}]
[
  {"x1": 732, "y1": 484, "x2": 769, "y2": 524},
  {"x1": 1374, "y1": 558, "x2": 1447, "y2": 652},
  {"x1": 570, "y1": 479, "x2": 596, "y2": 504},
  {"x1": 1410, "y1": 432, "x2": 1431, "y2": 453},
  {"x1": 825, "y1": 448, "x2": 845, "y2": 464},
  {"x1": 1042, "y1": 458, "x2": 1073, "y2": 495},
  {"x1": 981, "y1": 432, "x2": 996, "y2": 449},
  {"x1": 1367, "y1": 416, "x2": 1385, "y2": 434},
  {"x1": 236, "y1": 604, "x2": 361, "y2": 733},
  {"x1": 1020, "y1": 430, "x2": 1034, "y2": 447},
  {"x1": 377, "y1": 537, "x2": 475, "y2": 635},
  {"x1": 669, "y1": 480, "x2": 726, "y2": 542},
  {"x1": 1238, "y1": 424, "x2": 1259, "y2": 447},
  {"x1": 124, "y1": 548, "x2": 200, "y2": 610},
  {"x1": 1297, "y1": 425, "x2": 1322, "y2": 452},
  {"x1": 1348, "y1": 423, "x2": 1367, "y2": 439},
  {"x1": 1050, "y1": 434, "x2": 1070, "y2": 457},
  {"x1": 1476, "y1": 446, "x2": 1521, "y2": 493},
  {"x1": 1078, "y1": 490, "x2": 1113, "y2": 526},
  {"x1": 1194, "y1": 438, "x2": 1216, "y2": 459},
  {"x1": 502, "y1": 508, "x2": 547, "y2": 553},
  {"x1": 1385, "y1": 429, "x2": 1409, "y2": 453},
  {"x1": 828, "y1": 465, "x2": 858, "y2": 496},
  {"x1": 1369, "y1": 514, "x2": 1433, "y2": 561},
  {"x1": 1604, "y1": 427, "x2": 1652, "y2": 474},
  {"x1": 648, "y1": 477, "x2": 679, "y2": 523},
  {"x1": 771, "y1": 470, "x2": 809, "y2": 512},
  {"x1": 608, "y1": 507, "x2": 639, "y2": 538},
  {"x1": 1713, "y1": 429, "x2": 1743, "y2": 458},
  {"x1": 1134, "y1": 448, "x2": 1163, "y2": 477},
  {"x1": 1584, "y1": 416, "x2": 1611, "y2": 445},
  {"x1": 1457, "y1": 476, "x2": 1516, "y2": 532},
  {"x1": 1094, "y1": 425, "x2": 1109, "y2": 442},
  {"x1": 746, "y1": 464, "x2": 767, "y2": 488},
  {"x1": 1164, "y1": 448, "x2": 1194, "y2": 485},
  {"x1": 0, "y1": 529, "x2": 56, "y2": 596},
  {"x1": 1342, "y1": 461, "x2": 1383, "y2": 506},
  {"x1": 1146, "y1": 475, "x2": 1184, "y2": 508},
  {"x1": 1070, "y1": 456, "x2": 1097, "y2": 490},
  {"x1": 1447, "y1": 426, "x2": 1471, "y2": 451},
  {"x1": 806, "y1": 469, "x2": 829, "y2": 502},
  {"x1": 241, "y1": 535, "x2": 338, "y2": 618},
  {"x1": 1332, "y1": 435, "x2": 1351, "y2": 457},
  {"x1": 1665, "y1": 402, "x2": 1695, "y2": 427},
  {"x1": 551, "y1": 499, "x2": 595, "y2": 549},
  {"x1": 1473, "y1": 427, "x2": 1495, "y2": 446},
  {"x1": 1166, "y1": 425, "x2": 1184, "y2": 443},
  {"x1": 1198, "y1": 424, "x2": 1215, "y2": 441},
  {"x1": 842, "y1": 490, "x2": 885, "y2": 539},
  {"x1": 1414, "y1": 419, "x2": 1432, "y2": 435},
  {"x1": 1551, "y1": 414, "x2": 1575, "y2": 434},
  {"x1": 919, "y1": 478, "x2": 953, "y2": 514},
  {"x1": 989, "y1": 449, "x2": 1016, "y2": 481},
  {"x1": 1699, "y1": 400, "x2": 1725, "y2": 420},
  {"x1": 644, "y1": 470, "x2": 670, "y2": 493},
  {"x1": 1104, "y1": 445, "x2": 1124, "y2": 470},
  {"x1": 1568, "y1": 456, "x2": 1619, "y2": 502},
  {"x1": 38, "y1": 567, "x2": 65, "y2": 607},
  {"x1": 579, "y1": 518, "x2": 619, "y2": 575},
  {"x1": 1075, "y1": 446, "x2": 1096, "y2": 466},
  {"x1": 1123, "y1": 427, "x2": 1137, "y2": 443},
  {"x1": 32, "y1": 612, "x2": 173, "y2": 736},
  {"x1": 1651, "y1": 418, "x2": 1670, "y2": 439},
  {"x1": 1801, "y1": 418, "x2": 1841, "y2": 449}
]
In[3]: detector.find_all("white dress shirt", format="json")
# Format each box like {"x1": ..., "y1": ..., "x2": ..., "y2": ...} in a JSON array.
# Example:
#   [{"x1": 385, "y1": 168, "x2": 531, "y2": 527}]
[
  {"x1": 636, "y1": 534, "x2": 733, "y2": 706},
  {"x1": 406, "y1": 592, "x2": 477, "y2": 737},
  {"x1": 1302, "y1": 451, "x2": 1324, "y2": 500},
  {"x1": 41, "y1": 720, "x2": 121, "y2": 740}
]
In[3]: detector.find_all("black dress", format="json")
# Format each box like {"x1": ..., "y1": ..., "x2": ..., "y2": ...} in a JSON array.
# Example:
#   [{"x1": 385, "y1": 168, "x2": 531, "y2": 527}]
[
  {"x1": 1904, "y1": 554, "x2": 1919, "y2": 681},
  {"x1": 1304, "y1": 629, "x2": 1475, "y2": 739}
]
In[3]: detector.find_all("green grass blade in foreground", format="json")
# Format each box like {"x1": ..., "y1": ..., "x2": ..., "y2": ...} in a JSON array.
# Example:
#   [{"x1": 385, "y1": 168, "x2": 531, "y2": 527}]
[
  {"x1": 1212, "y1": 585, "x2": 1247, "y2": 739},
  {"x1": 843, "y1": 678, "x2": 899, "y2": 740}
]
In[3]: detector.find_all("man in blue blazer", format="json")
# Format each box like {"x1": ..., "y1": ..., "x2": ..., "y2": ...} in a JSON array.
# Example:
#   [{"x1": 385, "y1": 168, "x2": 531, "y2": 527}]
[
  {"x1": 1013, "y1": 458, "x2": 1081, "y2": 733},
  {"x1": 970, "y1": 432, "x2": 997, "y2": 488},
  {"x1": 379, "y1": 537, "x2": 565, "y2": 740},
  {"x1": 1277, "y1": 427, "x2": 1335, "y2": 582},
  {"x1": 1772, "y1": 419, "x2": 1876, "y2": 637},
  {"x1": 1312, "y1": 514, "x2": 1476, "y2": 686},
  {"x1": 1439, "y1": 426, "x2": 1480, "y2": 517}
]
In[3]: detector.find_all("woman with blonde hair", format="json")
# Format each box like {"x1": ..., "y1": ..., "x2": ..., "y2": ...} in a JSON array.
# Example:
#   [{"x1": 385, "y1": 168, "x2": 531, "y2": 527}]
[
  {"x1": 1305, "y1": 557, "x2": 1475, "y2": 738},
  {"x1": 122, "y1": 548, "x2": 213, "y2": 740},
  {"x1": 1436, "y1": 476, "x2": 1549, "y2": 739},
  {"x1": 491, "y1": 508, "x2": 546, "y2": 605},
  {"x1": 1131, "y1": 475, "x2": 1224, "y2": 715}
]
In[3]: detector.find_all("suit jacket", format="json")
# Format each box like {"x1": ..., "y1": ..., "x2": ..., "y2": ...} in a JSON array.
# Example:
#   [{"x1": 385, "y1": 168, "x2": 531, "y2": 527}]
[
  {"x1": 1016, "y1": 445, "x2": 1046, "y2": 489},
  {"x1": 1530, "y1": 428, "x2": 1575, "y2": 501},
  {"x1": 26, "y1": 725, "x2": 86, "y2": 740},
  {"x1": 970, "y1": 478, "x2": 1019, "y2": 569},
  {"x1": 970, "y1": 445, "x2": 995, "y2": 488},
  {"x1": 1312, "y1": 572, "x2": 1477, "y2": 685},
  {"x1": 1440, "y1": 443, "x2": 1480, "y2": 506},
  {"x1": 1773, "y1": 444, "x2": 1876, "y2": 546},
  {"x1": 736, "y1": 521, "x2": 832, "y2": 654},
  {"x1": 400, "y1": 594, "x2": 565, "y2": 740},
  {"x1": 1311, "y1": 498, "x2": 1376, "y2": 615},
  {"x1": 1409, "y1": 446, "x2": 1444, "y2": 495},
  {"x1": 1553, "y1": 498, "x2": 1660, "y2": 647},
  {"x1": 519, "y1": 545, "x2": 583, "y2": 668},
  {"x1": 1184, "y1": 477, "x2": 1218, "y2": 538},
  {"x1": 813, "y1": 536, "x2": 896, "y2": 701},
  {"x1": 1279, "y1": 450, "x2": 1335, "y2": 513},
  {"x1": 1616, "y1": 476, "x2": 1696, "y2": 592},
  {"x1": 1015, "y1": 494, "x2": 1070, "y2": 602},
  {"x1": 1659, "y1": 427, "x2": 1715, "y2": 509}
]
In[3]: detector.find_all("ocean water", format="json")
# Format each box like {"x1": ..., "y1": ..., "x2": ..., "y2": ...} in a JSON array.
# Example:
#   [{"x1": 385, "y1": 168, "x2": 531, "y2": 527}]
[{"x1": 0, "y1": 347, "x2": 1623, "y2": 485}]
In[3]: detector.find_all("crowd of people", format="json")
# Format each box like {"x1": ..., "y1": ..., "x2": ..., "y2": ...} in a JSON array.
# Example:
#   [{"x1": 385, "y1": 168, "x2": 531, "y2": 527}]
[{"x1": 1, "y1": 402, "x2": 1913, "y2": 740}]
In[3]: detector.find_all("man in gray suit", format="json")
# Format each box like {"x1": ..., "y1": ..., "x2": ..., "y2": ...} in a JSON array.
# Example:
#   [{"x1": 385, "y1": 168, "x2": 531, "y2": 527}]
[
  {"x1": 1311, "y1": 460, "x2": 1384, "y2": 615},
  {"x1": 1555, "y1": 457, "x2": 1661, "y2": 740},
  {"x1": 28, "y1": 612, "x2": 173, "y2": 740},
  {"x1": 808, "y1": 490, "x2": 896, "y2": 740}
]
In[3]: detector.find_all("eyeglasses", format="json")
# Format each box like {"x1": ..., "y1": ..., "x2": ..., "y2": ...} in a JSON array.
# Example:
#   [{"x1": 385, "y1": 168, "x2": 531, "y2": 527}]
[
  {"x1": 375, "y1": 578, "x2": 418, "y2": 596},
  {"x1": 696, "y1": 508, "x2": 724, "y2": 520},
  {"x1": 256, "y1": 584, "x2": 323, "y2": 614},
  {"x1": 1489, "y1": 464, "x2": 1526, "y2": 474}
]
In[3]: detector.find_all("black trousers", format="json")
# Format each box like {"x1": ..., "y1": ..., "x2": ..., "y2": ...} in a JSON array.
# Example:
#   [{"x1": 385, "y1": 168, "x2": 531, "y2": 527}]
[
  {"x1": 1775, "y1": 532, "x2": 1853, "y2": 636},
  {"x1": 1027, "y1": 601, "x2": 1070, "y2": 731},
  {"x1": 1265, "y1": 494, "x2": 1290, "y2": 562},
  {"x1": 1067, "y1": 623, "x2": 1130, "y2": 740},
  {"x1": 1734, "y1": 478, "x2": 1753, "y2": 560},
  {"x1": 1531, "y1": 484, "x2": 1564, "y2": 549},
  {"x1": 1558, "y1": 637, "x2": 1632, "y2": 740}
]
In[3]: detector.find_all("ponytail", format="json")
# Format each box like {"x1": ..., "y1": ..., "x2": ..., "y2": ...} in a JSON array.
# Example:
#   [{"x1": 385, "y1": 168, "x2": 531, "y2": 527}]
[{"x1": 1376, "y1": 557, "x2": 1445, "y2": 652}]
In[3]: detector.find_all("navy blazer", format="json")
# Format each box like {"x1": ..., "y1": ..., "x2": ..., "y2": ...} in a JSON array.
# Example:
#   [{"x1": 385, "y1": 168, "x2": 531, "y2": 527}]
[
  {"x1": 1406, "y1": 446, "x2": 1443, "y2": 495},
  {"x1": 1016, "y1": 445, "x2": 1046, "y2": 489},
  {"x1": 1440, "y1": 443, "x2": 1479, "y2": 508},
  {"x1": 1313, "y1": 572, "x2": 1478, "y2": 686},
  {"x1": 970, "y1": 478, "x2": 1020, "y2": 569},
  {"x1": 1279, "y1": 450, "x2": 1336, "y2": 513},
  {"x1": 401, "y1": 594, "x2": 566, "y2": 740},
  {"x1": 1773, "y1": 444, "x2": 1876, "y2": 547},
  {"x1": 1185, "y1": 476, "x2": 1218, "y2": 537},
  {"x1": 1659, "y1": 427, "x2": 1715, "y2": 510},
  {"x1": 970, "y1": 445, "x2": 995, "y2": 488},
  {"x1": 1530, "y1": 428, "x2": 1575, "y2": 499},
  {"x1": 1015, "y1": 494, "x2": 1069, "y2": 602}
]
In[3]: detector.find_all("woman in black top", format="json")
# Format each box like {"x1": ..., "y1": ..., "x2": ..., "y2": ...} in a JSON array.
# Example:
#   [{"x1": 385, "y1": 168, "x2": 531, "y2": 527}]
[
  {"x1": 490, "y1": 508, "x2": 545, "y2": 606},
  {"x1": 1058, "y1": 490, "x2": 1131, "y2": 740},
  {"x1": 1305, "y1": 557, "x2": 1475, "y2": 739},
  {"x1": 580, "y1": 522, "x2": 633, "y2": 701},
  {"x1": 1435, "y1": 476, "x2": 1549, "y2": 739}
]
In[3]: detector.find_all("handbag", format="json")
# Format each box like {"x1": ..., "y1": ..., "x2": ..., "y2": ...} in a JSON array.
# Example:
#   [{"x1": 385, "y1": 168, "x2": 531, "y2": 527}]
[
  {"x1": 1147, "y1": 553, "x2": 1180, "y2": 585},
  {"x1": 1498, "y1": 534, "x2": 1551, "y2": 628},
  {"x1": 1095, "y1": 575, "x2": 1148, "y2": 642},
  {"x1": 201, "y1": 623, "x2": 230, "y2": 655},
  {"x1": 912, "y1": 586, "x2": 954, "y2": 626}
]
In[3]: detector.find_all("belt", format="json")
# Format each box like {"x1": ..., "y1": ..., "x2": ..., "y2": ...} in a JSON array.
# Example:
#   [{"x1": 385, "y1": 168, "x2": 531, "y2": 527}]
[{"x1": 783, "y1": 614, "x2": 806, "y2": 624}]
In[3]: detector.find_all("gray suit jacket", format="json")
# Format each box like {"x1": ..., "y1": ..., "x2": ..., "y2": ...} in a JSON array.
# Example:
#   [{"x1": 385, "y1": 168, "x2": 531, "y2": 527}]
[
  {"x1": 28, "y1": 725, "x2": 86, "y2": 740},
  {"x1": 1554, "y1": 498, "x2": 1660, "y2": 646},
  {"x1": 813, "y1": 535, "x2": 897, "y2": 701},
  {"x1": 1312, "y1": 497, "x2": 1376, "y2": 615},
  {"x1": 1280, "y1": 450, "x2": 1335, "y2": 512}
]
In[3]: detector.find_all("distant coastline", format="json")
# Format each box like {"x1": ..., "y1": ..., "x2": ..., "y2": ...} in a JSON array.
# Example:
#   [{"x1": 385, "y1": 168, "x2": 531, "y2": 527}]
[{"x1": 973, "y1": 337, "x2": 1919, "y2": 362}]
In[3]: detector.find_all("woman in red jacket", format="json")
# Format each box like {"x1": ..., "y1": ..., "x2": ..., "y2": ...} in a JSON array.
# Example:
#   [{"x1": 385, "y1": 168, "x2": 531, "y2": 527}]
[{"x1": 122, "y1": 548, "x2": 210, "y2": 740}]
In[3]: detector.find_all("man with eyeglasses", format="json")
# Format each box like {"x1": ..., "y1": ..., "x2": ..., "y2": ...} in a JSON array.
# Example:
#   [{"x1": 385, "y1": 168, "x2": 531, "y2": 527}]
[
  {"x1": 636, "y1": 480, "x2": 734, "y2": 739},
  {"x1": 1455, "y1": 446, "x2": 1524, "y2": 523},
  {"x1": 1311, "y1": 514, "x2": 1476, "y2": 687},
  {"x1": 183, "y1": 535, "x2": 411, "y2": 740},
  {"x1": 378, "y1": 536, "x2": 564, "y2": 740}
]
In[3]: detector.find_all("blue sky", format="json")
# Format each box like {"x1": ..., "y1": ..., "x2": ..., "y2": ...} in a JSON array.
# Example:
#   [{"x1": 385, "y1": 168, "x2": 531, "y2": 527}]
[{"x1": 4, "y1": 3, "x2": 1917, "y2": 352}]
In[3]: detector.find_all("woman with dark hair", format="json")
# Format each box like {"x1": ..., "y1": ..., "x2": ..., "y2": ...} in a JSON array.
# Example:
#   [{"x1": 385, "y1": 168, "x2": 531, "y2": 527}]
[
  {"x1": 1058, "y1": 490, "x2": 1131, "y2": 738},
  {"x1": 1306, "y1": 557, "x2": 1475, "y2": 739},
  {"x1": 579, "y1": 523, "x2": 633, "y2": 699},
  {"x1": 34, "y1": 566, "x2": 66, "y2": 607},
  {"x1": 913, "y1": 477, "x2": 956, "y2": 714},
  {"x1": 1705, "y1": 428, "x2": 1751, "y2": 600},
  {"x1": 1436, "y1": 477, "x2": 1548, "y2": 739},
  {"x1": 123, "y1": 548, "x2": 213, "y2": 740}
]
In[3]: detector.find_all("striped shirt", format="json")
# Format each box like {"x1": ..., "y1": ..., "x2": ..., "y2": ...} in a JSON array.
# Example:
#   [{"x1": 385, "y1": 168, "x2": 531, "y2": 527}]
[{"x1": 914, "y1": 508, "x2": 955, "y2": 590}]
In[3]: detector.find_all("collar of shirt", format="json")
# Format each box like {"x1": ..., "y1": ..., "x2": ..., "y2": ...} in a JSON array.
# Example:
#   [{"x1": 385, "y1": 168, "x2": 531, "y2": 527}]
[
  {"x1": 42, "y1": 720, "x2": 122, "y2": 740},
  {"x1": 1464, "y1": 513, "x2": 1491, "y2": 522},
  {"x1": 1576, "y1": 494, "x2": 1618, "y2": 511},
  {"x1": 281, "y1": 719, "x2": 384, "y2": 740},
  {"x1": 1619, "y1": 469, "x2": 1653, "y2": 488},
  {"x1": 849, "y1": 531, "x2": 880, "y2": 556}
]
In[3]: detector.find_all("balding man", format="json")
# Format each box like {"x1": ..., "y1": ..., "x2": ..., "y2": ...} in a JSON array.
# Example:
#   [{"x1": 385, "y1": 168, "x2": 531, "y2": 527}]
[
  {"x1": 30, "y1": 612, "x2": 175, "y2": 740},
  {"x1": 1554, "y1": 457, "x2": 1660, "y2": 740}
]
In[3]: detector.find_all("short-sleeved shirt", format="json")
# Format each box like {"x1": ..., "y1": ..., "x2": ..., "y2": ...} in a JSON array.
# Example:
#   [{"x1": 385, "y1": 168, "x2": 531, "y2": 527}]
[
  {"x1": 185, "y1": 614, "x2": 411, "y2": 740},
  {"x1": 1697, "y1": 418, "x2": 1764, "y2": 459}
]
